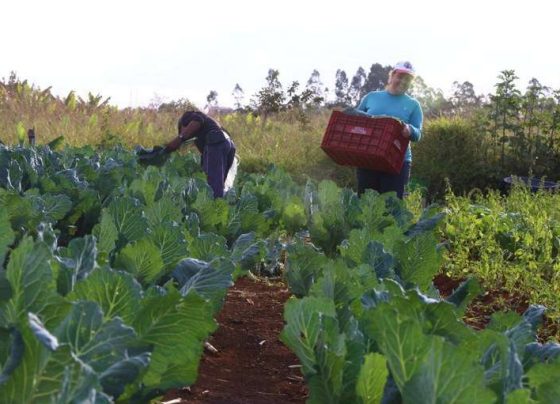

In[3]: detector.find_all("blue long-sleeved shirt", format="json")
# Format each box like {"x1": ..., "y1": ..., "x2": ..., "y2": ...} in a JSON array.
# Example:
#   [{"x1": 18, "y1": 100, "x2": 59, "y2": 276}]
[{"x1": 357, "y1": 90, "x2": 423, "y2": 162}]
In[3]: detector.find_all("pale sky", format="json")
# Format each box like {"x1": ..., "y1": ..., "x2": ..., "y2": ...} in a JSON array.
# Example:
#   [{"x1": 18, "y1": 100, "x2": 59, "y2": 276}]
[{"x1": 2, "y1": 0, "x2": 558, "y2": 109}]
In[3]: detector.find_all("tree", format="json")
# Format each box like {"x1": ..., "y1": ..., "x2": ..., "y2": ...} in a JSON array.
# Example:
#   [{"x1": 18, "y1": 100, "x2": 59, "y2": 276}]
[
  {"x1": 232, "y1": 83, "x2": 245, "y2": 111},
  {"x1": 305, "y1": 69, "x2": 324, "y2": 107},
  {"x1": 206, "y1": 90, "x2": 218, "y2": 111},
  {"x1": 348, "y1": 67, "x2": 366, "y2": 106},
  {"x1": 549, "y1": 90, "x2": 560, "y2": 150},
  {"x1": 286, "y1": 81, "x2": 302, "y2": 107},
  {"x1": 451, "y1": 81, "x2": 481, "y2": 115},
  {"x1": 334, "y1": 69, "x2": 351, "y2": 107},
  {"x1": 254, "y1": 69, "x2": 285, "y2": 120},
  {"x1": 157, "y1": 97, "x2": 197, "y2": 113},
  {"x1": 361, "y1": 63, "x2": 391, "y2": 97},
  {"x1": 408, "y1": 76, "x2": 450, "y2": 117},
  {"x1": 285, "y1": 80, "x2": 314, "y2": 125},
  {"x1": 519, "y1": 78, "x2": 551, "y2": 171},
  {"x1": 489, "y1": 70, "x2": 522, "y2": 167},
  {"x1": 523, "y1": 79, "x2": 546, "y2": 121},
  {"x1": 522, "y1": 78, "x2": 545, "y2": 134},
  {"x1": 286, "y1": 81, "x2": 315, "y2": 108}
]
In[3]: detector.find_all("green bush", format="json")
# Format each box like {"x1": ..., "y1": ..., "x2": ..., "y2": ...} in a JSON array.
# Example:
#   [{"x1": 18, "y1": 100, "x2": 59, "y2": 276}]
[{"x1": 413, "y1": 117, "x2": 497, "y2": 199}]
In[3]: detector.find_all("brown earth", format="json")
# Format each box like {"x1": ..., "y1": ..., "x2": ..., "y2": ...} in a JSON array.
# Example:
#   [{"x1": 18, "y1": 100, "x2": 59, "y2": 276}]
[
  {"x1": 433, "y1": 273, "x2": 559, "y2": 341},
  {"x1": 163, "y1": 273, "x2": 558, "y2": 404},
  {"x1": 162, "y1": 277, "x2": 308, "y2": 404}
]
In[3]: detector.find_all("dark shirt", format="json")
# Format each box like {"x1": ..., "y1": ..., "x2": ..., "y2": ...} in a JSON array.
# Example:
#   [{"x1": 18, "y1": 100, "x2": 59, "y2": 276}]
[{"x1": 177, "y1": 111, "x2": 228, "y2": 153}]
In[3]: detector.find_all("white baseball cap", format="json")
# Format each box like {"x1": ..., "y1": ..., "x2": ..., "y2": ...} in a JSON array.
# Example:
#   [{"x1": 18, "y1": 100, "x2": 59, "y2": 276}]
[{"x1": 393, "y1": 61, "x2": 415, "y2": 76}]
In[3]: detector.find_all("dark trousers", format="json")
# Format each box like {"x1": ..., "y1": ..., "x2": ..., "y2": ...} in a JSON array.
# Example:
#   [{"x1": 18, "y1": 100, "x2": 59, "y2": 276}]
[
  {"x1": 202, "y1": 139, "x2": 236, "y2": 198},
  {"x1": 356, "y1": 161, "x2": 411, "y2": 199}
]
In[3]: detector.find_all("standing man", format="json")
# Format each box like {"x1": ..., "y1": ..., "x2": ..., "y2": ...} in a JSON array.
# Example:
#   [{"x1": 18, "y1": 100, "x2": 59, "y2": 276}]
[
  {"x1": 355, "y1": 61, "x2": 423, "y2": 199},
  {"x1": 166, "y1": 110, "x2": 236, "y2": 198}
]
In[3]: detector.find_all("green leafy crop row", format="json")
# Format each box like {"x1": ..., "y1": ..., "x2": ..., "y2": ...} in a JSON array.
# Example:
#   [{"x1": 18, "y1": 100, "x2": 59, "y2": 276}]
[
  {"x1": 442, "y1": 186, "x2": 560, "y2": 320},
  {"x1": 0, "y1": 145, "x2": 304, "y2": 402},
  {"x1": 280, "y1": 181, "x2": 560, "y2": 403}
]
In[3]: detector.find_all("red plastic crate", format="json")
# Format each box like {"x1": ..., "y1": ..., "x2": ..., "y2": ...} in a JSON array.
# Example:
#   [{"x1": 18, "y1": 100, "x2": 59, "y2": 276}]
[{"x1": 320, "y1": 111, "x2": 409, "y2": 174}]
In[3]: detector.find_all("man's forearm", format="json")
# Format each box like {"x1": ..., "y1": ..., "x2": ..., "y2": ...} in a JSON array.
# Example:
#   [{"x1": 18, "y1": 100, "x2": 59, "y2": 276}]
[{"x1": 165, "y1": 136, "x2": 183, "y2": 152}]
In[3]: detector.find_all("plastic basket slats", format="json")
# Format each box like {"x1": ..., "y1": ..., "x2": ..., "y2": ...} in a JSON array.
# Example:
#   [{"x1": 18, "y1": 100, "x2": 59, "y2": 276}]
[{"x1": 320, "y1": 111, "x2": 408, "y2": 174}]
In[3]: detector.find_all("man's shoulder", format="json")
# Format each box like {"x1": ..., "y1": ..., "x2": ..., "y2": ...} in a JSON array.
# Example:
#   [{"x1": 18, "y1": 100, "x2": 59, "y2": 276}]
[
  {"x1": 403, "y1": 94, "x2": 421, "y2": 108},
  {"x1": 364, "y1": 90, "x2": 387, "y2": 101}
]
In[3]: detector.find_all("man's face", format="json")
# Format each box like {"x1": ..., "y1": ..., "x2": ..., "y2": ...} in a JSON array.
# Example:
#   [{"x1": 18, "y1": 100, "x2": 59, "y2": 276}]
[{"x1": 388, "y1": 71, "x2": 414, "y2": 95}]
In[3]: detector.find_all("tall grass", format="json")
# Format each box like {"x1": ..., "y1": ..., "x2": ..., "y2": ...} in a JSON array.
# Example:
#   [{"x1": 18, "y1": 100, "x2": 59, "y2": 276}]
[
  {"x1": 220, "y1": 111, "x2": 355, "y2": 185},
  {"x1": 0, "y1": 78, "x2": 356, "y2": 185},
  {"x1": 0, "y1": 80, "x2": 175, "y2": 147}
]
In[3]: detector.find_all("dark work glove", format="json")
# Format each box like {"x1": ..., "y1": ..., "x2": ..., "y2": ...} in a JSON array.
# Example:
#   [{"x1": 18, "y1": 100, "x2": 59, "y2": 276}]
[{"x1": 136, "y1": 145, "x2": 170, "y2": 167}]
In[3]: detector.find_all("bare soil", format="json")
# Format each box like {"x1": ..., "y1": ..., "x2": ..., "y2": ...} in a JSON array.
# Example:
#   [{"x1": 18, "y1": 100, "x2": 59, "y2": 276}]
[
  {"x1": 163, "y1": 273, "x2": 558, "y2": 403},
  {"x1": 433, "y1": 273, "x2": 559, "y2": 341},
  {"x1": 163, "y1": 277, "x2": 307, "y2": 404}
]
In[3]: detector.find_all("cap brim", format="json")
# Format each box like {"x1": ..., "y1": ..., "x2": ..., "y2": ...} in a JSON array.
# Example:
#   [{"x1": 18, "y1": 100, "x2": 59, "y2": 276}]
[{"x1": 394, "y1": 68, "x2": 415, "y2": 76}]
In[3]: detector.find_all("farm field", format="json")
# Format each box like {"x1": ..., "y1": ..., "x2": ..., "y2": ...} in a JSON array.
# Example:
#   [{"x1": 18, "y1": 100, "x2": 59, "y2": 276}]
[
  {"x1": 0, "y1": 143, "x2": 558, "y2": 403},
  {"x1": 2, "y1": 0, "x2": 560, "y2": 400}
]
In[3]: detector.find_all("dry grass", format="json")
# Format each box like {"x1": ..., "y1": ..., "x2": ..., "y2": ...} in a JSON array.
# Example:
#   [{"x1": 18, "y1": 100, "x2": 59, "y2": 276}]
[{"x1": 0, "y1": 80, "x2": 355, "y2": 185}]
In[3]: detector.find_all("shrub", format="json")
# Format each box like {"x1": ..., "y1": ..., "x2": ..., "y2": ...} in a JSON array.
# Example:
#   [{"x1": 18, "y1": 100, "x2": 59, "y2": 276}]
[{"x1": 413, "y1": 117, "x2": 496, "y2": 199}]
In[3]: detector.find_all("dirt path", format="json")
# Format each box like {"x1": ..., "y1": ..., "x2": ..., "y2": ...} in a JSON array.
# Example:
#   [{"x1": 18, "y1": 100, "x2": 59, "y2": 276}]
[
  {"x1": 163, "y1": 273, "x2": 558, "y2": 404},
  {"x1": 163, "y1": 277, "x2": 308, "y2": 404}
]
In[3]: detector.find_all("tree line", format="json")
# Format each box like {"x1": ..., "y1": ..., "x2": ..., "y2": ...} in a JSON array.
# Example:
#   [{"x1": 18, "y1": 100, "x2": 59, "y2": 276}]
[
  {"x1": 201, "y1": 66, "x2": 560, "y2": 180},
  {"x1": 201, "y1": 64, "x2": 485, "y2": 118},
  {"x1": 202, "y1": 65, "x2": 558, "y2": 135},
  {"x1": 204, "y1": 64, "x2": 395, "y2": 116}
]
